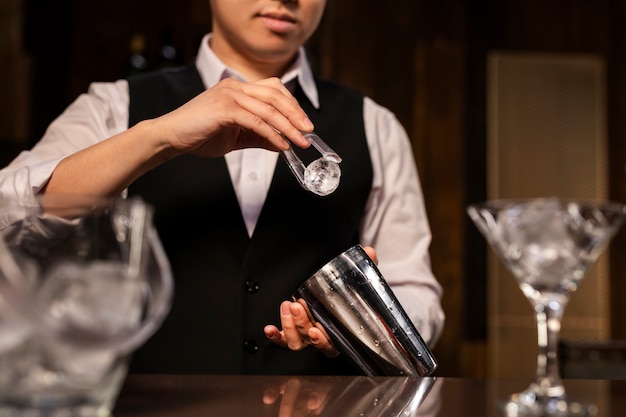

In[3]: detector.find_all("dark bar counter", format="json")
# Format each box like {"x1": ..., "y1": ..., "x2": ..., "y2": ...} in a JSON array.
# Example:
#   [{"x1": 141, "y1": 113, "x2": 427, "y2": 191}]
[{"x1": 113, "y1": 374, "x2": 626, "y2": 417}]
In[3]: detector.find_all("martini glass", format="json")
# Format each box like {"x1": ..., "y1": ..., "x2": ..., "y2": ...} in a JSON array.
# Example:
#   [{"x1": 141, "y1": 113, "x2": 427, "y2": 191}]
[{"x1": 467, "y1": 198, "x2": 626, "y2": 416}]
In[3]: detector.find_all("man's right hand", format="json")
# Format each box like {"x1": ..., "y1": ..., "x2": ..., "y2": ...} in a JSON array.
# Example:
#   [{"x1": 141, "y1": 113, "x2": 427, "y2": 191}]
[{"x1": 152, "y1": 77, "x2": 313, "y2": 159}]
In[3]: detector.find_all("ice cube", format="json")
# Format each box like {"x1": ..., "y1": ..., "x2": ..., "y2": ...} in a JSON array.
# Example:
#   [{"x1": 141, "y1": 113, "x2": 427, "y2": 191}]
[
  {"x1": 304, "y1": 158, "x2": 341, "y2": 196},
  {"x1": 493, "y1": 199, "x2": 602, "y2": 289},
  {"x1": 37, "y1": 260, "x2": 146, "y2": 344},
  {"x1": 0, "y1": 309, "x2": 32, "y2": 354},
  {"x1": 46, "y1": 341, "x2": 118, "y2": 384}
]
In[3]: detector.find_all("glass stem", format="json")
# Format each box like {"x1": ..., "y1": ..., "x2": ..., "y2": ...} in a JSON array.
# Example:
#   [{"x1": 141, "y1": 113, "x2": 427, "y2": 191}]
[{"x1": 532, "y1": 294, "x2": 568, "y2": 396}]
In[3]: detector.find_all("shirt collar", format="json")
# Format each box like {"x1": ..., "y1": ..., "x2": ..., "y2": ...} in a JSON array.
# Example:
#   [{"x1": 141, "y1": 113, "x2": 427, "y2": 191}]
[{"x1": 195, "y1": 33, "x2": 319, "y2": 109}]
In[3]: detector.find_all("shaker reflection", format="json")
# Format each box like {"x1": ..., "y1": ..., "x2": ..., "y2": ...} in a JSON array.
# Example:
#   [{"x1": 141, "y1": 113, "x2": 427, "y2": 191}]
[{"x1": 262, "y1": 376, "x2": 440, "y2": 417}]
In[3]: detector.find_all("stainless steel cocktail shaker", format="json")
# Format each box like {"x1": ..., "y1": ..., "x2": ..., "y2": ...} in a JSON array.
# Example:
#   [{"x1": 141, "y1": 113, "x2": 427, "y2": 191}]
[{"x1": 293, "y1": 245, "x2": 438, "y2": 376}]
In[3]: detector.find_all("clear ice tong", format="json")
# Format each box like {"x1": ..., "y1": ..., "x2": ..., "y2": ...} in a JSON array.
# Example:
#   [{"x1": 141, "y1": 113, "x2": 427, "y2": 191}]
[{"x1": 280, "y1": 132, "x2": 342, "y2": 196}]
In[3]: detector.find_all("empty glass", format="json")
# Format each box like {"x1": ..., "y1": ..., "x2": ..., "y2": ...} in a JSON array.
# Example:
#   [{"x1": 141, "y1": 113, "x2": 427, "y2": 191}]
[
  {"x1": 0, "y1": 194, "x2": 173, "y2": 416},
  {"x1": 468, "y1": 198, "x2": 626, "y2": 416}
]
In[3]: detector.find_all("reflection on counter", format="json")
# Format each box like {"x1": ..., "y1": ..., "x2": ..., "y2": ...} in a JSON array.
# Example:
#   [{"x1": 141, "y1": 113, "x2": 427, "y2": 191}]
[
  {"x1": 263, "y1": 376, "x2": 439, "y2": 417},
  {"x1": 115, "y1": 375, "x2": 441, "y2": 417},
  {"x1": 114, "y1": 375, "x2": 626, "y2": 417}
]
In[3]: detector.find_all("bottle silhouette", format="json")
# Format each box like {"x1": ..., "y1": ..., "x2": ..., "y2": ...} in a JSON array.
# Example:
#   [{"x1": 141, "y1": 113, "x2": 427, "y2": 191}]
[
  {"x1": 157, "y1": 26, "x2": 179, "y2": 69},
  {"x1": 126, "y1": 34, "x2": 149, "y2": 76}
]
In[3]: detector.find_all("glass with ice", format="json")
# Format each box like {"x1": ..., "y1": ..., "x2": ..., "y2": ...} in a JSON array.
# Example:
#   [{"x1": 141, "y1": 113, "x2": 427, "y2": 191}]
[
  {"x1": 468, "y1": 198, "x2": 626, "y2": 416},
  {"x1": 0, "y1": 194, "x2": 173, "y2": 416},
  {"x1": 281, "y1": 132, "x2": 341, "y2": 196}
]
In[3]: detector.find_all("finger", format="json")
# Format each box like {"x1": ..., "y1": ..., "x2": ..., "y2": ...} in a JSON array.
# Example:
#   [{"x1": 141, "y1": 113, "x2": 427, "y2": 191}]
[
  {"x1": 309, "y1": 326, "x2": 339, "y2": 358},
  {"x1": 290, "y1": 301, "x2": 315, "y2": 341},
  {"x1": 262, "y1": 380, "x2": 286, "y2": 405},
  {"x1": 279, "y1": 379, "x2": 303, "y2": 417},
  {"x1": 238, "y1": 81, "x2": 314, "y2": 146},
  {"x1": 308, "y1": 391, "x2": 324, "y2": 413},
  {"x1": 234, "y1": 129, "x2": 286, "y2": 153},
  {"x1": 234, "y1": 98, "x2": 310, "y2": 150},
  {"x1": 205, "y1": 78, "x2": 313, "y2": 152},
  {"x1": 225, "y1": 95, "x2": 306, "y2": 151},
  {"x1": 162, "y1": 86, "x2": 294, "y2": 154},
  {"x1": 362, "y1": 246, "x2": 378, "y2": 264},
  {"x1": 308, "y1": 385, "x2": 333, "y2": 415},
  {"x1": 280, "y1": 301, "x2": 308, "y2": 350},
  {"x1": 262, "y1": 388, "x2": 280, "y2": 405},
  {"x1": 253, "y1": 77, "x2": 294, "y2": 97},
  {"x1": 220, "y1": 93, "x2": 298, "y2": 150},
  {"x1": 264, "y1": 325, "x2": 287, "y2": 347},
  {"x1": 308, "y1": 391, "x2": 328, "y2": 415}
]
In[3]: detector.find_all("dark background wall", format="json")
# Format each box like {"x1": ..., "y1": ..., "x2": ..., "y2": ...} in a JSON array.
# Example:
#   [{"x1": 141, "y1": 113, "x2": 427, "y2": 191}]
[{"x1": 2, "y1": 0, "x2": 626, "y2": 377}]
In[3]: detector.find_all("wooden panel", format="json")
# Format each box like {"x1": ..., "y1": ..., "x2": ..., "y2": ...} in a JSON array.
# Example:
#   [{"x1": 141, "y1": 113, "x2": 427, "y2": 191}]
[
  {"x1": 0, "y1": 0, "x2": 31, "y2": 146},
  {"x1": 411, "y1": 34, "x2": 468, "y2": 378},
  {"x1": 607, "y1": 0, "x2": 626, "y2": 341},
  {"x1": 486, "y1": 52, "x2": 609, "y2": 378}
]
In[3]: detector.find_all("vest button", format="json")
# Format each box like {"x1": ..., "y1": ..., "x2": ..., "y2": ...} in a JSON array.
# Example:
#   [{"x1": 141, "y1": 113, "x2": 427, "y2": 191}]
[
  {"x1": 245, "y1": 280, "x2": 261, "y2": 293},
  {"x1": 244, "y1": 339, "x2": 259, "y2": 354}
]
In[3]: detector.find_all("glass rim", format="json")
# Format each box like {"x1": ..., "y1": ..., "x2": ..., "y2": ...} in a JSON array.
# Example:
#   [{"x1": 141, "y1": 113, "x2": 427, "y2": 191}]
[{"x1": 467, "y1": 197, "x2": 626, "y2": 213}]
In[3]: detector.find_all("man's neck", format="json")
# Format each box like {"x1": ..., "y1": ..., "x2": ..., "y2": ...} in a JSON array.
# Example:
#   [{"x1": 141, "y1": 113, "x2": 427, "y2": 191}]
[{"x1": 209, "y1": 36, "x2": 296, "y2": 81}]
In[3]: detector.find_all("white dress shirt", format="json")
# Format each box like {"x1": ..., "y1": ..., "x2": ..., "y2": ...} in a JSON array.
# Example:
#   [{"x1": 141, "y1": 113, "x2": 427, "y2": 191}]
[{"x1": 0, "y1": 34, "x2": 445, "y2": 345}]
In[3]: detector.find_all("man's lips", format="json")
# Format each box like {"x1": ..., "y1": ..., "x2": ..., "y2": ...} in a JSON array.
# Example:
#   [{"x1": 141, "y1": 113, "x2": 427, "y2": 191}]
[{"x1": 258, "y1": 12, "x2": 297, "y2": 33}]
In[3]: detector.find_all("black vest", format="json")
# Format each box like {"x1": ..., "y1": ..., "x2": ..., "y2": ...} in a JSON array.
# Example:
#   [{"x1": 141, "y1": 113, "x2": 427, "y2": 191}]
[{"x1": 126, "y1": 64, "x2": 373, "y2": 375}]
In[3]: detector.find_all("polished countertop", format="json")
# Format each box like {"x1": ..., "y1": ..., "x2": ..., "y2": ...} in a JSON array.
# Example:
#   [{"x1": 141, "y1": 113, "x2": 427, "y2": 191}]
[{"x1": 113, "y1": 374, "x2": 626, "y2": 417}]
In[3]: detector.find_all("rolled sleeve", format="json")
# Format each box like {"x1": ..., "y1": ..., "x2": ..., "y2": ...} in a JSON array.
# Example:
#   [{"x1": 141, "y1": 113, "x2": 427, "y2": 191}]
[{"x1": 0, "y1": 80, "x2": 129, "y2": 201}]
